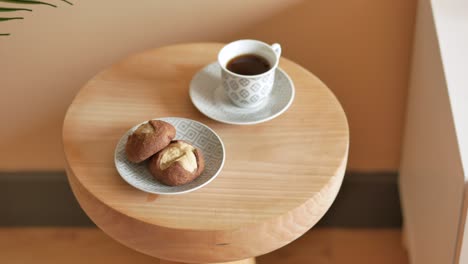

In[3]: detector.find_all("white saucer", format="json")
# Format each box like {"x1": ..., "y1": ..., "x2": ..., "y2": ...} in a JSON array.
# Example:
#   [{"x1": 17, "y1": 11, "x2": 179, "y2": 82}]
[
  {"x1": 114, "y1": 117, "x2": 225, "y2": 195},
  {"x1": 189, "y1": 62, "x2": 295, "y2": 125}
]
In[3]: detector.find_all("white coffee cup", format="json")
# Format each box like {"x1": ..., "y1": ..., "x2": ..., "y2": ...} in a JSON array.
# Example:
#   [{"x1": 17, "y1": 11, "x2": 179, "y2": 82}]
[{"x1": 218, "y1": 40, "x2": 281, "y2": 108}]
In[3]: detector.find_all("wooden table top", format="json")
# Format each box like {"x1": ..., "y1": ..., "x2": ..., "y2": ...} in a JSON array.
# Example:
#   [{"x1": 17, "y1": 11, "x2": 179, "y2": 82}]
[{"x1": 63, "y1": 43, "x2": 349, "y2": 263}]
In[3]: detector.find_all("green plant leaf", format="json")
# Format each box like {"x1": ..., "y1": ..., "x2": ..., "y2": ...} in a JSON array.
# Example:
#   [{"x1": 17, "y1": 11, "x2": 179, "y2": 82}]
[
  {"x1": 0, "y1": 7, "x2": 32, "y2": 11},
  {"x1": 0, "y1": 17, "x2": 23, "y2": 21},
  {"x1": 0, "y1": 0, "x2": 57, "y2": 8},
  {"x1": 0, "y1": 0, "x2": 73, "y2": 36}
]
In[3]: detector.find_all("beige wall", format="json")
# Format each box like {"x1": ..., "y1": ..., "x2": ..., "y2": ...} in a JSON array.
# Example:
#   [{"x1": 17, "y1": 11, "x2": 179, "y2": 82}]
[
  {"x1": 399, "y1": 0, "x2": 465, "y2": 263},
  {"x1": 0, "y1": 0, "x2": 415, "y2": 171}
]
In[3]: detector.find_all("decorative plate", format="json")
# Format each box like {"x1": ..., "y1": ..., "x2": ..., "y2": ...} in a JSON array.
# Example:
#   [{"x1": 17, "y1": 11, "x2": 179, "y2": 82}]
[
  {"x1": 114, "y1": 117, "x2": 225, "y2": 195},
  {"x1": 190, "y1": 62, "x2": 295, "y2": 125}
]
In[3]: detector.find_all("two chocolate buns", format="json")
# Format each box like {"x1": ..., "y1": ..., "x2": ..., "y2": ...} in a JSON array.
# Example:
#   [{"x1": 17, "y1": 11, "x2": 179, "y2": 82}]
[{"x1": 125, "y1": 120, "x2": 204, "y2": 186}]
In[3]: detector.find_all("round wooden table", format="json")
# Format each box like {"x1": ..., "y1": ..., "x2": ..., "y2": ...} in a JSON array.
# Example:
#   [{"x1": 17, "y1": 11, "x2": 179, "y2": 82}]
[{"x1": 63, "y1": 43, "x2": 349, "y2": 264}]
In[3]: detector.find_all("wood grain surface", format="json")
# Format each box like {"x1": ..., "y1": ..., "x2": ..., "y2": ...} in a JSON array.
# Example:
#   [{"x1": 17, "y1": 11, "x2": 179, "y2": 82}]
[
  {"x1": 63, "y1": 43, "x2": 349, "y2": 263},
  {"x1": 0, "y1": 228, "x2": 408, "y2": 264},
  {"x1": 159, "y1": 258, "x2": 255, "y2": 264}
]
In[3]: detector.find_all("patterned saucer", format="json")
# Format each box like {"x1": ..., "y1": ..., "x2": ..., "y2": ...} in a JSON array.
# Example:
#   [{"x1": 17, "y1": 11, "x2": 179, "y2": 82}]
[
  {"x1": 190, "y1": 62, "x2": 295, "y2": 125},
  {"x1": 114, "y1": 117, "x2": 225, "y2": 195}
]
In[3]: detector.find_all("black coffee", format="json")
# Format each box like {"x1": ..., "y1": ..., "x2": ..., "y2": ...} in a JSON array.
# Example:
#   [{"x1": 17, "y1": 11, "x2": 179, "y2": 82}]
[{"x1": 226, "y1": 54, "x2": 271, "y2": 75}]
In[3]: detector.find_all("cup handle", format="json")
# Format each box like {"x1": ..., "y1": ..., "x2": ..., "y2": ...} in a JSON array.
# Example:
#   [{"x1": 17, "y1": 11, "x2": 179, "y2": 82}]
[{"x1": 271, "y1": 43, "x2": 282, "y2": 58}]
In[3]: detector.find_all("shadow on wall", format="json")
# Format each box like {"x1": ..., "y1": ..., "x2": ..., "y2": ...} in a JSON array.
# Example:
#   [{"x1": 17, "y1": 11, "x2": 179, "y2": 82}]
[{"x1": 0, "y1": 0, "x2": 415, "y2": 172}]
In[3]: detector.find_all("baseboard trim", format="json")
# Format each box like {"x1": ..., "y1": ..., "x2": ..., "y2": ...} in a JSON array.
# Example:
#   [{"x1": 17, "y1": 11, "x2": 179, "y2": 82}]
[
  {"x1": 317, "y1": 171, "x2": 402, "y2": 227},
  {"x1": 0, "y1": 171, "x2": 401, "y2": 227}
]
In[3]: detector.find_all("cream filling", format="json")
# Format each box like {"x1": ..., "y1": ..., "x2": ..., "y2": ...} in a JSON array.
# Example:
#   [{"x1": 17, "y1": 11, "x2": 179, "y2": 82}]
[
  {"x1": 136, "y1": 122, "x2": 154, "y2": 134},
  {"x1": 160, "y1": 142, "x2": 197, "y2": 172}
]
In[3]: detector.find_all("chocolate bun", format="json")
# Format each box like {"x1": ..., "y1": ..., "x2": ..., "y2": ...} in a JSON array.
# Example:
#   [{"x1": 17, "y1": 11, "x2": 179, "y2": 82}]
[
  {"x1": 125, "y1": 120, "x2": 176, "y2": 163},
  {"x1": 149, "y1": 140, "x2": 205, "y2": 186}
]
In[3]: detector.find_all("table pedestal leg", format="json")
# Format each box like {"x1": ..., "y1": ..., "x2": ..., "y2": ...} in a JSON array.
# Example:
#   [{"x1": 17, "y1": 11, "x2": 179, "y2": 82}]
[{"x1": 159, "y1": 257, "x2": 256, "y2": 264}]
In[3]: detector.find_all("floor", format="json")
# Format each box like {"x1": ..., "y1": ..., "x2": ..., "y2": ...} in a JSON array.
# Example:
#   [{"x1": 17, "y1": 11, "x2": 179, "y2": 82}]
[{"x1": 0, "y1": 228, "x2": 408, "y2": 264}]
